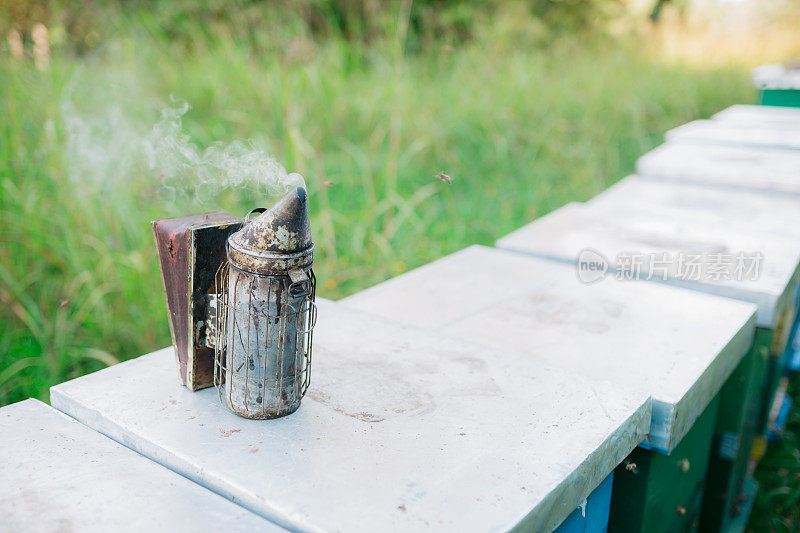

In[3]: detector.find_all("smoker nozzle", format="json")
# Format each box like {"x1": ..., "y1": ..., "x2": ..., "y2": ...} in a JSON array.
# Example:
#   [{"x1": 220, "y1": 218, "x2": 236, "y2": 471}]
[{"x1": 227, "y1": 187, "x2": 314, "y2": 276}]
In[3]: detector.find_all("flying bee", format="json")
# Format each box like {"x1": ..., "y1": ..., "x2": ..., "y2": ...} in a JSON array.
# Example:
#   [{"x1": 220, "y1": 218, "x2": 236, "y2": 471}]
[{"x1": 436, "y1": 172, "x2": 453, "y2": 184}]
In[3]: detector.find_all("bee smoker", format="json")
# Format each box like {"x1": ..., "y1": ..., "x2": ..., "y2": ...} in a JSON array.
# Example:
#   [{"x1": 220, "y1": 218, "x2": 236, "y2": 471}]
[
  {"x1": 214, "y1": 188, "x2": 315, "y2": 418},
  {"x1": 152, "y1": 187, "x2": 316, "y2": 419}
]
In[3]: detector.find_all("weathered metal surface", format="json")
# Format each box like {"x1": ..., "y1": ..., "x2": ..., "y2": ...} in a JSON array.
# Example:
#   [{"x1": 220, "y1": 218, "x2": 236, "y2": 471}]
[
  {"x1": 495, "y1": 202, "x2": 800, "y2": 329},
  {"x1": 151, "y1": 212, "x2": 242, "y2": 390},
  {"x1": 227, "y1": 188, "x2": 314, "y2": 276},
  {"x1": 637, "y1": 142, "x2": 800, "y2": 196},
  {"x1": 50, "y1": 300, "x2": 653, "y2": 533},
  {"x1": 215, "y1": 264, "x2": 315, "y2": 419},
  {"x1": 1, "y1": 399, "x2": 281, "y2": 532},
  {"x1": 651, "y1": 176, "x2": 800, "y2": 328},
  {"x1": 665, "y1": 119, "x2": 800, "y2": 150},
  {"x1": 712, "y1": 104, "x2": 800, "y2": 125},
  {"x1": 584, "y1": 177, "x2": 800, "y2": 527},
  {"x1": 753, "y1": 62, "x2": 800, "y2": 91},
  {"x1": 588, "y1": 176, "x2": 800, "y2": 246},
  {"x1": 214, "y1": 187, "x2": 315, "y2": 419},
  {"x1": 488, "y1": 191, "x2": 798, "y2": 528},
  {"x1": 342, "y1": 245, "x2": 756, "y2": 452}
]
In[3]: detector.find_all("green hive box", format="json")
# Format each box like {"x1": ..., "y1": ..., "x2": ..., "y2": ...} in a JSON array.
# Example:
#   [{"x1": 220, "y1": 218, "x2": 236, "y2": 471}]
[
  {"x1": 495, "y1": 190, "x2": 800, "y2": 532},
  {"x1": 609, "y1": 397, "x2": 720, "y2": 532},
  {"x1": 342, "y1": 245, "x2": 759, "y2": 533},
  {"x1": 754, "y1": 62, "x2": 800, "y2": 108},
  {"x1": 760, "y1": 90, "x2": 800, "y2": 107},
  {"x1": 579, "y1": 179, "x2": 800, "y2": 531},
  {"x1": 701, "y1": 329, "x2": 771, "y2": 532}
]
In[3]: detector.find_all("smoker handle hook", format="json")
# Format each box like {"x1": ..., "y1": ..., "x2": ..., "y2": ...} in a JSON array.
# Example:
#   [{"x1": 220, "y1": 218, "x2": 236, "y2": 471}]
[
  {"x1": 244, "y1": 207, "x2": 267, "y2": 224},
  {"x1": 287, "y1": 268, "x2": 312, "y2": 298}
]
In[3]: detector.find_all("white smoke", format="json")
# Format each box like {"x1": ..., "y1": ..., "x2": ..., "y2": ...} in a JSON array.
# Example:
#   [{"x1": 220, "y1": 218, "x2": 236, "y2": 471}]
[
  {"x1": 60, "y1": 81, "x2": 303, "y2": 206},
  {"x1": 143, "y1": 99, "x2": 305, "y2": 202}
]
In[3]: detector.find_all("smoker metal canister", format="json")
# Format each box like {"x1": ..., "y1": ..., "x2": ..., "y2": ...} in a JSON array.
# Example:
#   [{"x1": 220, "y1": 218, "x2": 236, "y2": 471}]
[{"x1": 219, "y1": 187, "x2": 315, "y2": 419}]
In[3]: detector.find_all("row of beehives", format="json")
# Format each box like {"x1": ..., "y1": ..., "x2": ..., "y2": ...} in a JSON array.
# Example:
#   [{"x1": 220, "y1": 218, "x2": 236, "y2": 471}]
[
  {"x1": 338, "y1": 103, "x2": 800, "y2": 532},
  {"x1": 4, "y1": 103, "x2": 800, "y2": 533}
]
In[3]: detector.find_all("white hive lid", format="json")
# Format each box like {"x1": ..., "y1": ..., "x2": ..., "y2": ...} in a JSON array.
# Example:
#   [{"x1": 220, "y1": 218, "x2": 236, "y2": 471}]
[
  {"x1": 752, "y1": 63, "x2": 800, "y2": 90},
  {"x1": 0, "y1": 399, "x2": 279, "y2": 532},
  {"x1": 712, "y1": 104, "x2": 800, "y2": 125},
  {"x1": 496, "y1": 202, "x2": 799, "y2": 329},
  {"x1": 637, "y1": 142, "x2": 800, "y2": 196},
  {"x1": 342, "y1": 246, "x2": 756, "y2": 451},
  {"x1": 665, "y1": 119, "x2": 800, "y2": 150},
  {"x1": 50, "y1": 300, "x2": 652, "y2": 533},
  {"x1": 588, "y1": 175, "x2": 800, "y2": 242}
]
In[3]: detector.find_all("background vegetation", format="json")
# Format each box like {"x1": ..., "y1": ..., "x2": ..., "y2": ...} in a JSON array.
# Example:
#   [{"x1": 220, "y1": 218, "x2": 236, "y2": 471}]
[{"x1": 2, "y1": 0, "x2": 800, "y2": 530}]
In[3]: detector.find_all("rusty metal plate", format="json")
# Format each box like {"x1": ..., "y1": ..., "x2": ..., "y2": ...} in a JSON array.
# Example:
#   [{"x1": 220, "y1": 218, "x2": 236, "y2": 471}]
[{"x1": 152, "y1": 212, "x2": 243, "y2": 390}]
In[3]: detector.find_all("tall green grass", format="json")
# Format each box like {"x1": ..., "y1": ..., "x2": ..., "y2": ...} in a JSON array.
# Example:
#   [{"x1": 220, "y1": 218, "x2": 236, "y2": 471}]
[
  {"x1": 750, "y1": 375, "x2": 800, "y2": 531},
  {"x1": 7, "y1": 0, "x2": 800, "y2": 528},
  {"x1": 0, "y1": 2, "x2": 758, "y2": 405}
]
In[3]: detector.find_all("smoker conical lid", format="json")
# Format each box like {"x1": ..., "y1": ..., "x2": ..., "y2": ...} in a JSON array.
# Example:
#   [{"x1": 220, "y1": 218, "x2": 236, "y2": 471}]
[{"x1": 227, "y1": 187, "x2": 314, "y2": 275}]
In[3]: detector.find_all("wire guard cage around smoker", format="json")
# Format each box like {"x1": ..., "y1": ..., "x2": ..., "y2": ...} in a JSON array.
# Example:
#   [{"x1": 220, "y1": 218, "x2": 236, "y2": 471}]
[
  {"x1": 210, "y1": 186, "x2": 317, "y2": 419},
  {"x1": 213, "y1": 262, "x2": 316, "y2": 419}
]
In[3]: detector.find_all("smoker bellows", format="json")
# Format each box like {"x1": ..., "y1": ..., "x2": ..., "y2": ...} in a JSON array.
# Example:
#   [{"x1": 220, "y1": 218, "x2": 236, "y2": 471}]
[{"x1": 152, "y1": 188, "x2": 316, "y2": 419}]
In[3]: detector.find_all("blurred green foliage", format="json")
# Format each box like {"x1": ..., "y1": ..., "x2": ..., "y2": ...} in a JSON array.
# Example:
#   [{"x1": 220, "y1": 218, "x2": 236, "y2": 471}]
[
  {"x1": 0, "y1": 1, "x2": 755, "y2": 410},
  {"x1": 1, "y1": 1, "x2": 798, "y2": 528},
  {"x1": 0, "y1": 0, "x2": 628, "y2": 55}
]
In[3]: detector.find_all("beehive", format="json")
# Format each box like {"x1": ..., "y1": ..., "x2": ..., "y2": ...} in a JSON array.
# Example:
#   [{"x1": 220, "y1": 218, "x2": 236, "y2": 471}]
[
  {"x1": 0, "y1": 399, "x2": 277, "y2": 531},
  {"x1": 50, "y1": 300, "x2": 652, "y2": 532},
  {"x1": 342, "y1": 246, "x2": 757, "y2": 532}
]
